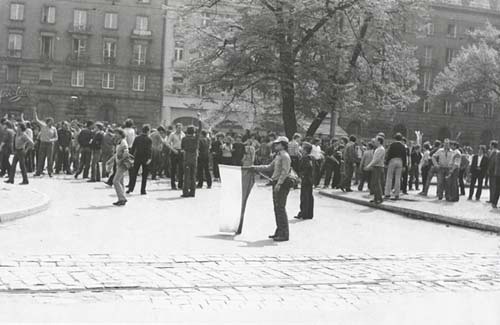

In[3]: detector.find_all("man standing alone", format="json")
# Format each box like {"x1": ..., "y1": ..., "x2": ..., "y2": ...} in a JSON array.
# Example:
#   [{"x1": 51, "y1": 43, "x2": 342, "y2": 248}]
[
  {"x1": 33, "y1": 107, "x2": 58, "y2": 177},
  {"x1": 168, "y1": 123, "x2": 185, "y2": 190},
  {"x1": 127, "y1": 124, "x2": 152, "y2": 195},
  {"x1": 181, "y1": 116, "x2": 202, "y2": 198}
]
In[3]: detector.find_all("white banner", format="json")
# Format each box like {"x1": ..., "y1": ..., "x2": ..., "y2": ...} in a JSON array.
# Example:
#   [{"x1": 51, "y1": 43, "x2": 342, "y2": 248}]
[{"x1": 218, "y1": 165, "x2": 242, "y2": 233}]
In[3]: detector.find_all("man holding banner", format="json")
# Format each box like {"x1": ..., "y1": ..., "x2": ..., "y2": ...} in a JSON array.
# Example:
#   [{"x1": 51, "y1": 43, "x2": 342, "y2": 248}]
[{"x1": 247, "y1": 136, "x2": 293, "y2": 242}]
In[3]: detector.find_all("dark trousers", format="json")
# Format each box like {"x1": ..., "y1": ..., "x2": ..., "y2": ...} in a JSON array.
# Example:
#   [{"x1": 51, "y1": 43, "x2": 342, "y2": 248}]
[
  {"x1": 291, "y1": 156, "x2": 300, "y2": 173},
  {"x1": 36, "y1": 142, "x2": 54, "y2": 175},
  {"x1": 90, "y1": 149, "x2": 102, "y2": 181},
  {"x1": 128, "y1": 160, "x2": 149, "y2": 193},
  {"x1": 409, "y1": 165, "x2": 420, "y2": 190},
  {"x1": 77, "y1": 147, "x2": 92, "y2": 178},
  {"x1": 358, "y1": 170, "x2": 371, "y2": 191},
  {"x1": 332, "y1": 162, "x2": 341, "y2": 188},
  {"x1": 212, "y1": 156, "x2": 220, "y2": 179},
  {"x1": 151, "y1": 149, "x2": 162, "y2": 179},
  {"x1": 421, "y1": 165, "x2": 430, "y2": 190},
  {"x1": 272, "y1": 181, "x2": 290, "y2": 238},
  {"x1": 370, "y1": 167, "x2": 384, "y2": 202},
  {"x1": 0, "y1": 150, "x2": 11, "y2": 176},
  {"x1": 183, "y1": 162, "x2": 196, "y2": 196},
  {"x1": 170, "y1": 151, "x2": 183, "y2": 189},
  {"x1": 55, "y1": 146, "x2": 71, "y2": 174},
  {"x1": 9, "y1": 149, "x2": 28, "y2": 183},
  {"x1": 458, "y1": 169, "x2": 466, "y2": 195},
  {"x1": 26, "y1": 148, "x2": 35, "y2": 173},
  {"x1": 492, "y1": 176, "x2": 500, "y2": 206},
  {"x1": 343, "y1": 161, "x2": 355, "y2": 190},
  {"x1": 106, "y1": 162, "x2": 117, "y2": 185},
  {"x1": 298, "y1": 182, "x2": 313, "y2": 219},
  {"x1": 469, "y1": 173, "x2": 484, "y2": 200},
  {"x1": 313, "y1": 159, "x2": 322, "y2": 187},
  {"x1": 197, "y1": 157, "x2": 212, "y2": 188},
  {"x1": 323, "y1": 163, "x2": 334, "y2": 188},
  {"x1": 401, "y1": 167, "x2": 408, "y2": 193},
  {"x1": 445, "y1": 169, "x2": 459, "y2": 202},
  {"x1": 490, "y1": 175, "x2": 497, "y2": 203}
]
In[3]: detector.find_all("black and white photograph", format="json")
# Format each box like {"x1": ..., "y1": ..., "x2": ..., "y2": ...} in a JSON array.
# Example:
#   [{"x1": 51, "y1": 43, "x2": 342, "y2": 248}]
[{"x1": 0, "y1": 0, "x2": 499, "y2": 323}]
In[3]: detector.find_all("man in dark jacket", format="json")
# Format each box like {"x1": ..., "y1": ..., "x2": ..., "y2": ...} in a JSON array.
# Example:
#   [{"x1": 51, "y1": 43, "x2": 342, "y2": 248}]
[
  {"x1": 127, "y1": 124, "x2": 152, "y2": 195},
  {"x1": 0, "y1": 121, "x2": 15, "y2": 177},
  {"x1": 295, "y1": 142, "x2": 314, "y2": 220},
  {"x1": 469, "y1": 145, "x2": 489, "y2": 201},
  {"x1": 181, "y1": 115, "x2": 202, "y2": 198},
  {"x1": 197, "y1": 129, "x2": 212, "y2": 189},
  {"x1": 384, "y1": 133, "x2": 407, "y2": 200},
  {"x1": 74, "y1": 121, "x2": 94, "y2": 179},
  {"x1": 89, "y1": 122, "x2": 104, "y2": 182},
  {"x1": 341, "y1": 135, "x2": 358, "y2": 192},
  {"x1": 487, "y1": 141, "x2": 499, "y2": 204},
  {"x1": 55, "y1": 122, "x2": 72, "y2": 175}
]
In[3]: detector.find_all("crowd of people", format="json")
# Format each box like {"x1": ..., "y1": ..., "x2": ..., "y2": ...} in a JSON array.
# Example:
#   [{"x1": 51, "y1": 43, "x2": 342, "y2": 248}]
[{"x1": 1, "y1": 107, "x2": 499, "y2": 241}]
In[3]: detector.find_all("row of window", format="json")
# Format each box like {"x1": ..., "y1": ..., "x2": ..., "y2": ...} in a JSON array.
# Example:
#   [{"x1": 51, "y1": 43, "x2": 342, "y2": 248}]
[
  {"x1": 6, "y1": 32, "x2": 150, "y2": 65},
  {"x1": 424, "y1": 21, "x2": 476, "y2": 38},
  {"x1": 411, "y1": 100, "x2": 495, "y2": 117},
  {"x1": 4, "y1": 65, "x2": 147, "y2": 92},
  {"x1": 9, "y1": 3, "x2": 151, "y2": 32}
]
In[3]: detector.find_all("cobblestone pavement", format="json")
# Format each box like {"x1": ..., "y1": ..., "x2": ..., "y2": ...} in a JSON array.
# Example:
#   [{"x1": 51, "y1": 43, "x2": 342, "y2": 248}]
[{"x1": 0, "y1": 252, "x2": 498, "y2": 311}]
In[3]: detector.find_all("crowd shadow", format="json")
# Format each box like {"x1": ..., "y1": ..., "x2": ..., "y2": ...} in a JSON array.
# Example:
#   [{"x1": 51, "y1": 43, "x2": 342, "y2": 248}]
[
  {"x1": 198, "y1": 234, "x2": 278, "y2": 248},
  {"x1": 77, "y1": 205, "x2": 113, "y2": 211},
  {"x1": 157, "y1": 197, "x2": 184, "y2": 202}
]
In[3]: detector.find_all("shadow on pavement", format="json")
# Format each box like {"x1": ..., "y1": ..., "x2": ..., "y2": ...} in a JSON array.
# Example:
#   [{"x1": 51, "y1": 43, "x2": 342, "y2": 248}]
[
  {"x1": 240, "y1": 239, "x2": 278, "y2": 248},
  {"x1": 77, "y1": 205, "x2": 113, "y2": 210},
  {"x1": 198, "y1": 235, "x2": 279, "y2": 248},
  {"x1": 157, "y1": 197, "x2": 185, "y2": 201}
]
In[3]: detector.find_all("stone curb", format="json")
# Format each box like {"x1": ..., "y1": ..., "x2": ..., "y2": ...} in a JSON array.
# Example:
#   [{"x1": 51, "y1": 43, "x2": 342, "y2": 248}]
[
  {"x1": 319, "y1": 191, "x2": 500, "y2": 235},
  {"x1": 0, "y1": 191, "x2": 50, "y2": 223}
]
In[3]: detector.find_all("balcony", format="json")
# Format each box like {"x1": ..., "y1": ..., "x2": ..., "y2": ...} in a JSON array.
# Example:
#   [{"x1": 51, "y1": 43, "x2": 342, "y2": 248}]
[
  {"x1": 419, "y1": 58, "x2": 440, "y2": 69},
  {"x1": 131, "y1": 29, "x2": 153, "y2": 40},
  {"x1": 68, "y1": 24, "x2": 92, "y2": 35},
  {"x1": 39, "y1": 53, "x2": 54, "y2": 63},
  {"x1": 103, "y1": 56, "x2": 117, "y2": 65},
  {"x1": 66, "y1": 52, "x2": 90, "y2": 66},
  {"x1": 7, "y1": 49, "x2": 22, "y2": 58}
]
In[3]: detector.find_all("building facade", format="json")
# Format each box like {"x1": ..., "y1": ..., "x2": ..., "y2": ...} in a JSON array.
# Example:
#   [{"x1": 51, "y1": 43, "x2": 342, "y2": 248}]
[
  {"x1": 340, "y1": 0, "x2": 500, "y2": 146},
  {"x1": 0, "y1": 0, "x2": 164, "y2": 125}
]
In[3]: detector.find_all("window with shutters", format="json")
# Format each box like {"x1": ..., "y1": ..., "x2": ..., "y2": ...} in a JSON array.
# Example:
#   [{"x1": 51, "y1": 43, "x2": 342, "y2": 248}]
[
  {"x1": 174, "y1": 47, "x2": 184, "y2": 62},
  {"x1": 102, "y1": 72, "x2": 115, "y2": 89},
  {"x1": 71, "y1": 70, "x2": 85, "y2": 87},
  {"x1": 423, "y1": 100, "x2": 431, "y2": 113},
  {"x1": 73, "y1": 10, "x2": 88, "y2": 30},
  {"x1": 104, "y1": 13, "x2": 118, "y2": 29},
  {"x1": 8, "y1": 33, "x2": 23, "y2": 57},
  {"x1": 444, "y1": 100, "x2": 452, "y2": 115},
  {"x1": 132, "y1": 75, "x2": 146, "y2": 91},
  {"x1": 40, "y1": 35, "x2": 54, "y2": 59},
  {"x1": 42, "y1": 6, "x2": 56, "y2": 24},
  {"x1": 132, "y1": 44, "x2": 147, "y2": 65},
  {"x1": 10, "y1": 3, "x2": 24, "y2": 21},
  {"x1": 423, "y1": 71, "x2": 432, "y2": 91},
  {"x1": 135, "y1": 16, "x2": 148, "y2": 31}
]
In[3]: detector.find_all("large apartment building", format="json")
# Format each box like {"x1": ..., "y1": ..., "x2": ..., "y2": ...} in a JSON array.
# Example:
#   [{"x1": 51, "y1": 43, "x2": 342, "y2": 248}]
[
  {"x1": 0, "y1": 0, "x2": 164, "y2": 125},
  {"x1": 340, "y1": 0, "x2": 500, "y2": 146}
]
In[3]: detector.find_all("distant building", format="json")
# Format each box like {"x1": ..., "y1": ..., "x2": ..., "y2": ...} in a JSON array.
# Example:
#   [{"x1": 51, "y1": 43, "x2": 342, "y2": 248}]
[
  {"x1": 340, "y1": 0, "x2": 500, "y2": 146},
  {"x1": 0, "y1": 0, "x2": 163, "y2": 125}
]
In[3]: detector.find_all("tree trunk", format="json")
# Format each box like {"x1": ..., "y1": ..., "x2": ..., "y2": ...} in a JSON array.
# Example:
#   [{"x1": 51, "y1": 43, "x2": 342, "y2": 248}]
[
  {"x1": 281, "y1": 79, "x2": 297, "y2": 139},
  {"x1": 306, "y1": 111, "x2": 328, "y2": 137}
]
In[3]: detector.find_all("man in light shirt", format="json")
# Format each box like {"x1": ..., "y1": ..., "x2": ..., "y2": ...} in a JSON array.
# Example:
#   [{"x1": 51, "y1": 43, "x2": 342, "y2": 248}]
[
  {"x1": 167, "y1": 123, "x2": 185, "y2": 190},
  {"x1": 365, "y1": 137, "x2": 385, "y2": 204},
  {"x1": 123, "y1": 119, "x2": 136, "y2": 148},
  {"x1": 431, "y1": 138, "x2": 458, "y2": 200},
  {"x1": 33, "y1": 107, "x2": 58, "y2": 177}
]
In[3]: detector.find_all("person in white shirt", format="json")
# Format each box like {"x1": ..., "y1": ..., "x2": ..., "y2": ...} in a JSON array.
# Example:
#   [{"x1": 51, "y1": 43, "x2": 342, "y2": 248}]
[
  {"x1": 167, "y1": 123, "x2": 185, "y2": 190},
  {"x1": 123, "y1": 119, "x2": 136, "y2": 148}
]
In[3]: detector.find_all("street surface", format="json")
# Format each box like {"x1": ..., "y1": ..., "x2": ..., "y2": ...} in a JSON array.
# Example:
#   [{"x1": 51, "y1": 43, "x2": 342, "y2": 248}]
[{"x1": 0, "y1": 175, "x2": 499, "y2": 323}]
